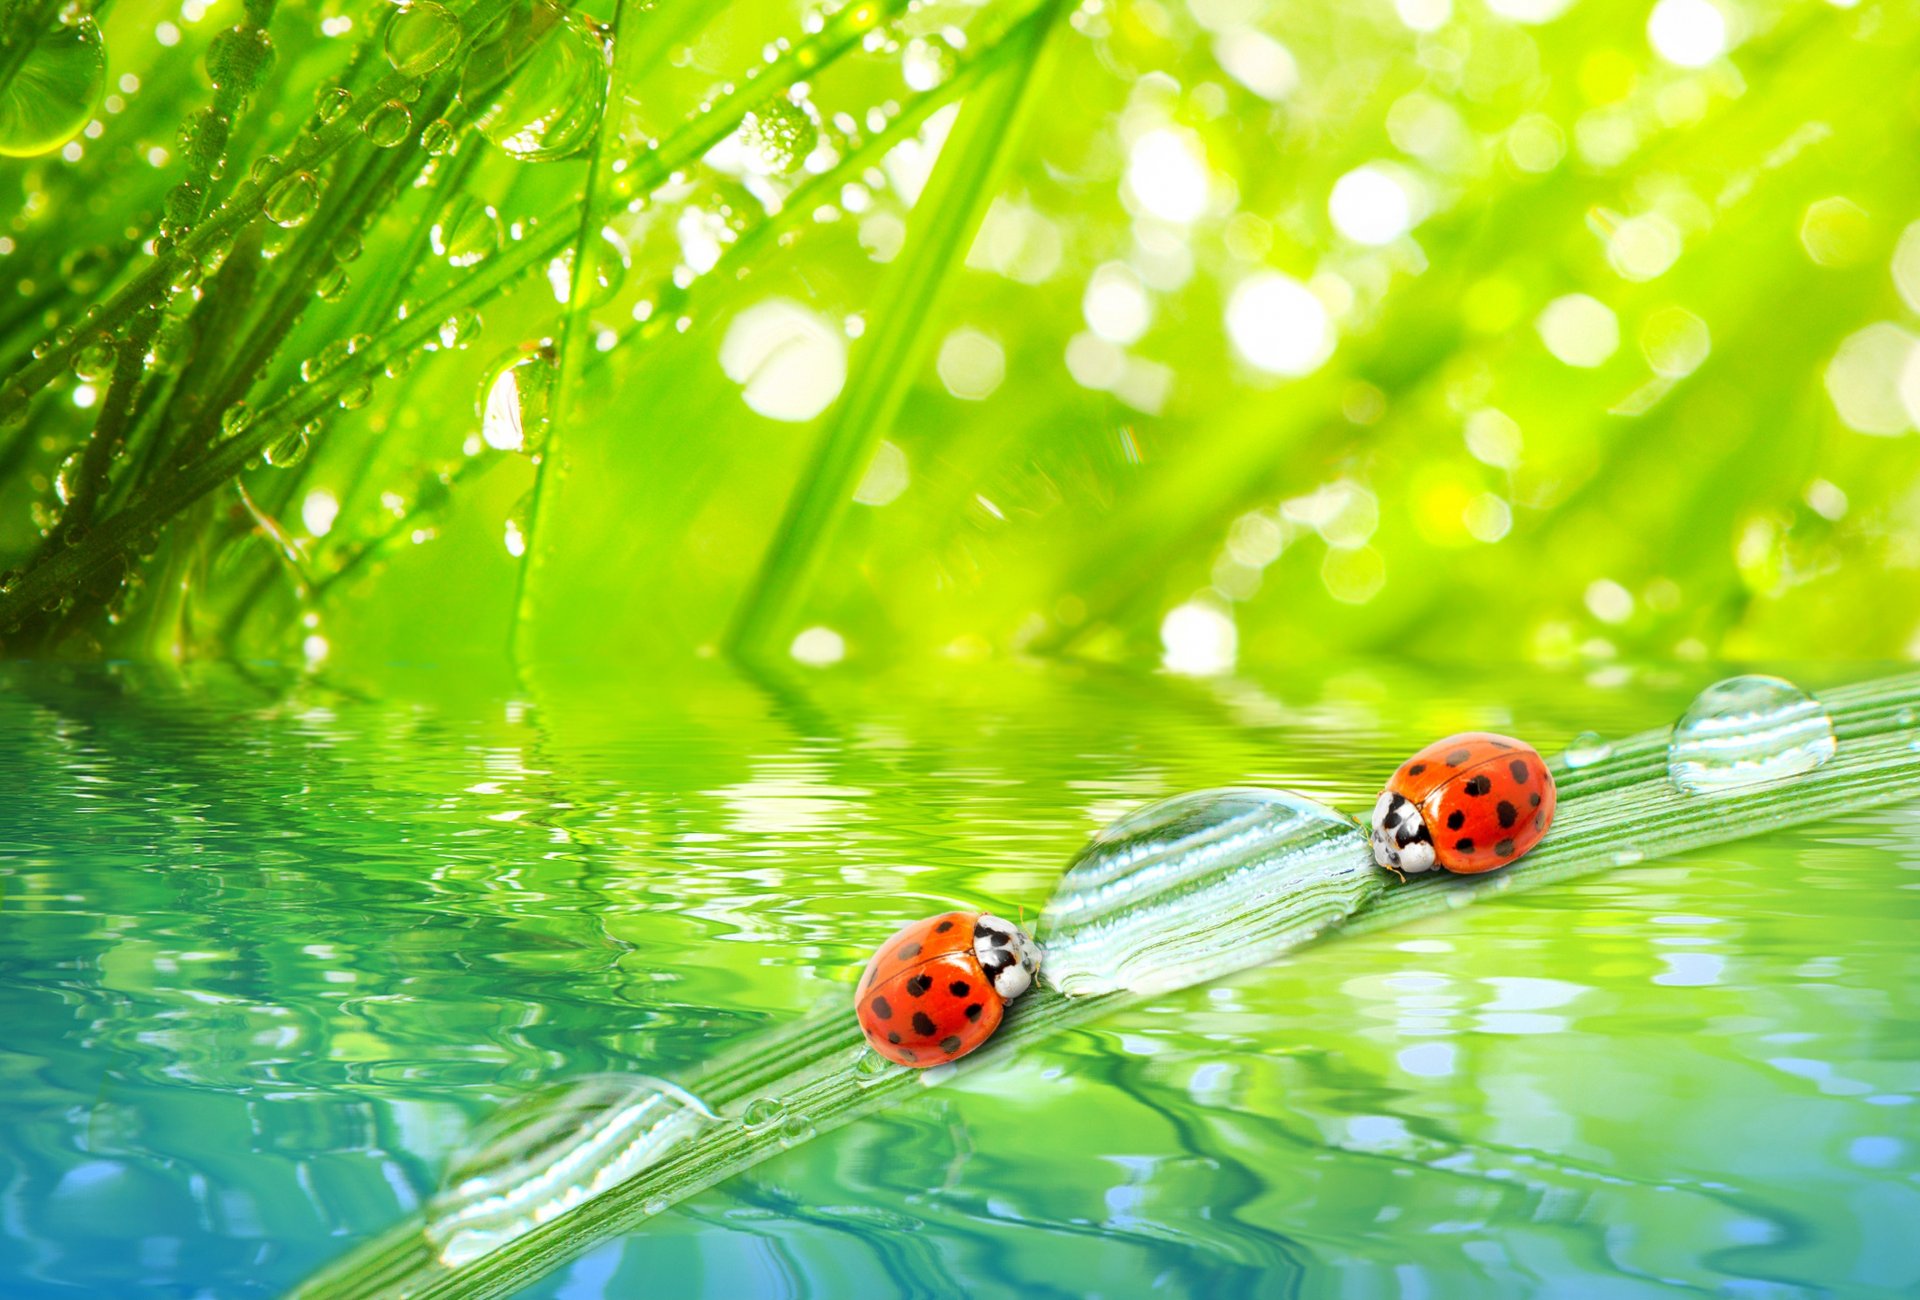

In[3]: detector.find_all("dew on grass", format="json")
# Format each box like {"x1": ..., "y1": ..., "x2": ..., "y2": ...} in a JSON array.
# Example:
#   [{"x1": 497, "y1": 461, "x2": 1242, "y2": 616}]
[
  {"x1": 1668, "y1": 675, "x2": 1837, "y2": 795},
  {"x1": 0, "y1": 15, "x2": 106, "y2": 159},
  {"x1": 458, "y1": 0, "x2": 608, "y2": 163},
  {"x1": 479, "y1": 344, "x2": 555, "y2": 454},
  {"x1": 385, "y1": 1, "x2": 463, "y2": 78},
  {"x1": 362, "y1": 99, "x2": 413, "y2": 148},
  {"x1": 263, "y1": 172, "x2": 320, "y2": 228},
  {"x1": 1564, "y1": 732, "x2": 1613, "y2": 768}
]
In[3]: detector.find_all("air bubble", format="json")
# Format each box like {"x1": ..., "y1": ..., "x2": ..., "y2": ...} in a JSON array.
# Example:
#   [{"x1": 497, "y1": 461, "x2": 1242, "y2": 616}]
[{"x1": 1667, "y1": 675, "x2": 1837, "y2": 795}]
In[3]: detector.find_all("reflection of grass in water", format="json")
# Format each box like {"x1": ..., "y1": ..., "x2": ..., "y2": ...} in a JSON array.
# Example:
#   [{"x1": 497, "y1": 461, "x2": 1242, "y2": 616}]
[{"x1": 292, "y1": 671, "x2": 1920, "y2": 1300}]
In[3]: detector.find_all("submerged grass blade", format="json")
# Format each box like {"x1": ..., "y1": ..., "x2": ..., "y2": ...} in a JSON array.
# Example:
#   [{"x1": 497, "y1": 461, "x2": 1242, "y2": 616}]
[
  {"x1": 288, "y1": 670, "x2": 1920, "y2": 1300},
  {"x1": 723, "y1": 0, "x2": 1067, "y2": 662}
]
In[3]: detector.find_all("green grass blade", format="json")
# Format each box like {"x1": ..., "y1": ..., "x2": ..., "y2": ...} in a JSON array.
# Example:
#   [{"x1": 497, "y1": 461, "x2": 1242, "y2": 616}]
[
  {"x1": 286, "y1": 669, "x2": 1920, "y2": 1300},
  {"x1": 723, "y1": 0, "x2": 1067, "y2": 662}
]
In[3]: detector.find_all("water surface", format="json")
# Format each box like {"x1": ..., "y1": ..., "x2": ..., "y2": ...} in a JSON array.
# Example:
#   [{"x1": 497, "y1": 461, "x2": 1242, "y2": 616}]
[{"x1": 0, "y1": 661, "x2": 1914, "y2": 1297}]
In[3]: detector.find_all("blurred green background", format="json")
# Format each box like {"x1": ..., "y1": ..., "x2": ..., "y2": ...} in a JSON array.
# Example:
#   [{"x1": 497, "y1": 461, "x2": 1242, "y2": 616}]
[{"x1": 3, "y1": 0, "x2": 1920, "y2": 674}]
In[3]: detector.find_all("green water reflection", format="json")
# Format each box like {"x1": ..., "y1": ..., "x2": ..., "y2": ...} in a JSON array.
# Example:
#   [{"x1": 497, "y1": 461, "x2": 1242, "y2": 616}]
[{"x1": 0, "y1": 661, "x2": 1914, "y2": 1297}]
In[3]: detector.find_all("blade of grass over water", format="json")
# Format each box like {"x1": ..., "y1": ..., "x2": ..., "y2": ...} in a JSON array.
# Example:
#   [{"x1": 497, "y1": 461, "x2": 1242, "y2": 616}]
[
  {"x1": 723, "y1": 0, "x2": 1068, "y2": 662},
  {"x1": 288, "y1": 670, "x2": 1920, "y2": 1300}
]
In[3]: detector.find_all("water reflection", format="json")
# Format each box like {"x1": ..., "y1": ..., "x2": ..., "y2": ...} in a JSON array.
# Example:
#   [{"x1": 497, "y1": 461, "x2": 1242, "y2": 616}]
[{"x1": 0, "y1": 662, "x2": 1913, "y2": 1298}]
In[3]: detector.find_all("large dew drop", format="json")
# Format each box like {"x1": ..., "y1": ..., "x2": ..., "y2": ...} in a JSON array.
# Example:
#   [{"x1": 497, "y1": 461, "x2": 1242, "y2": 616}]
[
  {"x1": 425, "y1": 1074, "x2": 714, "y2": 1267},
  {"x1": 479, "y1": 343, "x2": 555, "y2": 453},
  {"x1": 1039, "y1": 788, "x2": 1380, "y2": 997},
  {"x1": 0, "y1": 15, "x2": 106, "y2": 158},
  {"x1": 1667, "y1": 674, "x2": 1837, "y2": 795},
  {"x1": 457, "y1": 0, "x2": 608, "y2": 163},
  {"x1": 385, "y1": 0, "x2": 463, "y2": 78}
]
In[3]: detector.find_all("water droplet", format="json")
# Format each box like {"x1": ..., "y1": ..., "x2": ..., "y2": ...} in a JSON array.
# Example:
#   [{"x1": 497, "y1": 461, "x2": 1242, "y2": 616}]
[
  {"x1": 1895, "y1": 707, "x2": 1916, "y2": 728},
  {"x1": 1564, "y1": 731, "x2": 1613, "y2": 768},
  {"x1": 1039, "y1": 788, "x2": 1377, "y2": 996},
  {"x1": 1667, "y1": 675, "x2": 1837, "y2": 795},
  {"x1": 249, "y1": 153, "x2": 282, "y2": 185},
  {"x1": 263, "y1": 171, "x2": 319, "y2": 227},
  {"x1": 53, "y1": 450, "x2": 83, "y2": 504},
  {"x1": 58, "y1": 244, "x2": 113, "y2": 293},
  {"x1": 206, "y1": 24, "x2": 272, "y2": 98},
  {"x1": 431, "y1": 197, "x2": 501, "y2": 267},
  {"x1": 852, "y1": 1049, "x2": 892, "y2": 1087},
  {"x1": 777, "y1": 1113, "x2": 815, "y2": 1148},
  {"x1": 900, "y1": 36, "x2": 957, "y2": 92},
  {"x1": 642, "y1": 1194, "x2": 669, "y2": 1216},
  {"x1": 72, "y1": 336, "x2": 115, "y2": 381},
  {"x1": 362, "y1": 98, "x2": 412, "y2": 148},
  {"x1": 479, "y1": 343, "x2": 554, "y2": 453},
  {"x1": 385, "y1": 0, "x2": 462, "y2": 77},
  {"x1": 264, "y1": 427, "x2": 309, "y2": 468},
  {"x1": 741, "y1": 1097, "x2": 785, "y2": 1130},
  {"x1": 315, "y1": 265, "x2": 350, "y2": 301},
  {"x1": 0, "y1": 14, "x2": 106, "y2": 158},
  {"x1": 421, "y1": 117, "x2": 457, "y2": 155},
  {"x1": 337, "y1": 378, "x2": 373, "y2": 410},
  {"x1": 313, "y1": 84, "x2": 352, "y2": 126},
  {"x1": 458, "y1": 0, "x2": 608, "y2": 162},
  {"x1": 425, "y1": 1074, "x2": 714, "y2": 1267},
  {"x1": 221, "y1": 404, "x2": 251, "y2": 436},
  {"x1": 739, "y1": 97, "x2": 817, "y2": 176},
  {"x1": 438, "y1": 307, "x2": 481, "y2": 349}
]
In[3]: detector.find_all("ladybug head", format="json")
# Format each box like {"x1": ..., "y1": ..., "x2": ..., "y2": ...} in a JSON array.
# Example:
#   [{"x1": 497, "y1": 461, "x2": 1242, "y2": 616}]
[
  {"x1": 1370, "y1": 790, "x2": 1436, "y2": 874},
  {"x1": 973, "y1": 914, "x2": 1043, "y2": 1001}
]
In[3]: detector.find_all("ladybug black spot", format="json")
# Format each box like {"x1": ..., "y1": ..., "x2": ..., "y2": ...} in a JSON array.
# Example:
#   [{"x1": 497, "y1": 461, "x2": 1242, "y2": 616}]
[
  {"x1": 905, "y1": 974, "x2": 932, "y2": 997},
  {"x1": 935, "y1": 920, "x2": 953, "y2": 932},
  {"x1": 1496, "y1": 838, "x2": 1516, "y2": 857},
  {"x1": 895, "y1": 942, "x2": 922, "y2": 961},
  {"x1": 949, "y1": 980, "x2": 971, "y2": 997},
  {"x1": 965, "y1": 1003, "x2": 983, "y2": 1021},
  {"x1": 912, "y1": 1011, "x2": 937, "y2": 1035},
  {"x1": 870, "y1": 996, "x2": 893, "y2": 1021},
  {"x1": 1447, "y1": 810, "x2": 1465, "y2": 830},
  {"x1": 939, "y1": 1036, "x2": 964, "y2": 1055},
  {"x1": 1445, "y1": 748, "x2": 1471, "y2": 766},
  {"x1": 1455, "y1": 837, "x2": 1475, "y2": 853},
  {"x1": 1529, "y1": 792, "x2": 1541, "y2": 808},
  {"x1": 1509, "y1": 761, "x2": 1530, "y2": 784},
  {"x1": 1409, "y1": 763, "x2": 1427, "y2": 775},
  {"x1": 1464, "y1": 775, "x2": 1492, "y2": 796},
  {"x1": 887, "y1": 1031, "x2": 901, "y2": 1044},
  {"x1": 1496, "y1": 800, "x2": 1518, "y2": 829}
]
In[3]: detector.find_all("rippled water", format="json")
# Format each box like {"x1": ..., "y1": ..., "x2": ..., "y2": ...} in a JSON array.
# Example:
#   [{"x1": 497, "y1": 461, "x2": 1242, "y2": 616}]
[{"x1": 1, "y1": 661, "x2": 1915, "y2": 1298}]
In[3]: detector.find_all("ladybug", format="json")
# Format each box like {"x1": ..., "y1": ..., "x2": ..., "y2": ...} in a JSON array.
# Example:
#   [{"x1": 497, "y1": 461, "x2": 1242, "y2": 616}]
[
  {"x1": 855, "y1": 911, "x2": 1042, "y2": 1068},
  {"x1": 1369, "y1": 732, "x2": 1556, "y2": 877}
]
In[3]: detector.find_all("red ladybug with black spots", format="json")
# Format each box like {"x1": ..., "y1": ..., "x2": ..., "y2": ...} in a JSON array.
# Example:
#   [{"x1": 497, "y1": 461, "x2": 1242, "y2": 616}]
[
  {"x1": 1369, "y1": 732, "x2": 1556, "y2": 877},
  {"x1": 855, "y1": 911, "x2": 1042, "y2": 1068}
]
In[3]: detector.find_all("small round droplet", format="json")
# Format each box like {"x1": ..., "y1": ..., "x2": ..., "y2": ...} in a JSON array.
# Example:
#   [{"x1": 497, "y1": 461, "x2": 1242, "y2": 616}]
[
  {"x1": 221, "y1": 404, "x2": 252, "y2": 436},
  {"x1": 0, "y1": 15, "x2": 106, "y2": 159},
  {"x1": 739, "y1": 97, "x2": 816, "y2": 176},
  {"x1": 53, "y1": 449, "x2": 84, "y2": 504},
  {"x1": 1667, "y1": 674, "x2": 1837, "y2": 795},
  {"x1": 852, "y1": 1049, "x2": 892, "y2": 1087},
  {"x1": 264, "y1": 427, "x2": 309, "y2": 468},
  {"x1": 263, "y1": 172, "x2": 319, "y2": 227},
  {"x1": 385, "y1": 0, "x2": 463, "y2": 77},
  {"x1": 421, "y1": 117, "x2": 457, "y2": 155},
  {"x1": 431, "y1": 197, "x2": 500, "y2": 267},
  {"x1": 478, "y1": 344, "x2": 554, "y2": 454},
  {"x1": 740, "y1": 1097, "x2": 785, "y2": 1130},
  {"x1": 776, "y1": 1113, "x2": 815, "y2": 1148},
  {"x1": 72, "y1": 337, "x2": 115, "y2": 381},
  {"x1": 1564, "y1": 731, "x2": 1612, "y2": 768},
  {"x1": 313, "y1": 85, "x2": 352, "y2": 125},
  {"x1": 437, "y1": 308, "x2": 481, "y2": 349},
  {"x1": 457, "y1": 0, "x2": 608, "y2": 163},
  {"x1": 315, "y1": 265, "x2": 350, "y2": 301},
  {"x1": 362, "y1": 98, "x2": 413, "y2": 148},
  {"x1": 641, "y1": 1195, "x2": 668, "y2": 1217}
]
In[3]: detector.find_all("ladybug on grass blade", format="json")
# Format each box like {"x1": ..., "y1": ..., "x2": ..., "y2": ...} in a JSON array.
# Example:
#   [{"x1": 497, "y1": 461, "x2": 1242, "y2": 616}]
[
  {"x1": 1370, "y1": 732, "x2": 1556, "y2": 877},
  {"x1": 855, "y1": 911, "x2": 1042, "y2": 1068}
]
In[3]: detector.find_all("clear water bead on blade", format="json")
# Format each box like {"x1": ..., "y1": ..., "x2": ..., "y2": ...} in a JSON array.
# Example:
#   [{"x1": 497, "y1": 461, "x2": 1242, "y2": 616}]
[
  {"x1": 1038, "y1": 788, "x2": 1380, "y2": 996},
  {"x1": 1668, "y1": 674, "x2": 1838, "y2": 795},
  {"x1": 457, "y1": 0, "x2": 608, "y2": 162},
  {"x1": 0, "y1": 15, "x2": 105, "y2": 159},
  {"x1": 424, "y1": 1074, "x2": 714, "y2": 1267}
]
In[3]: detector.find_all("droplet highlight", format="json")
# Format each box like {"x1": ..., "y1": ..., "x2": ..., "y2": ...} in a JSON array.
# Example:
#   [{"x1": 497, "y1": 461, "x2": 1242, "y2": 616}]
[
  {"x1": 457, "y1": 0, "x2": 608, "y2": 163},
  {"x1": 478, "y1": 343, "x2": 555, "y2": 454}
]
